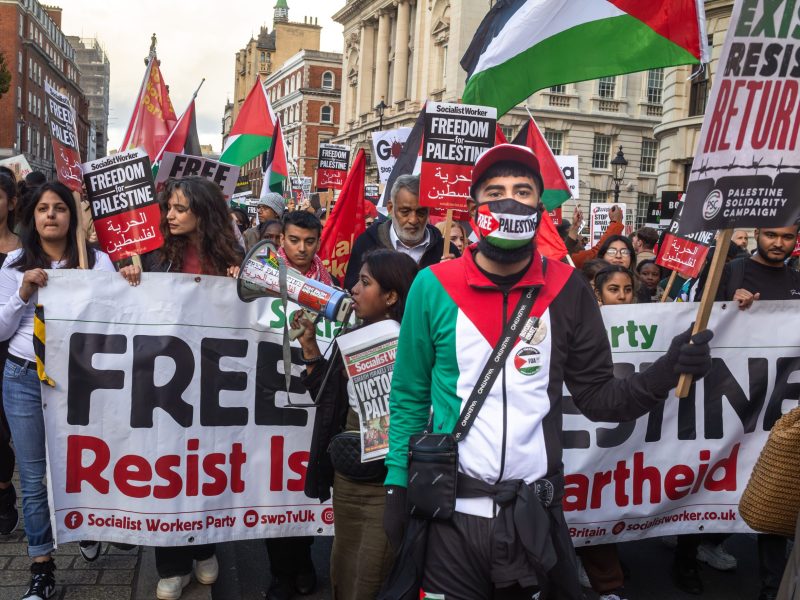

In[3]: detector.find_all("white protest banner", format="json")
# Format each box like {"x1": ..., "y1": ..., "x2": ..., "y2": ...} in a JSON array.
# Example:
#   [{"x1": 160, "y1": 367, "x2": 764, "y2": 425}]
[
  {"x1": 589, "y1": 203, "x2": 626, "y2": 245},
  {"x1": 154, "y1": 152, "x2": 240, "y2": 198},
  {"x1": 82, "y1": 148, "x2": 163, "y2": 261},
  {"x1": 371, "y1": 127, "x2": 412, "y2": 185},
  {"x1": 40, "y1": 271, "x2": 337, "y2": 546},
  {"x1": 563, "y1": 300, "x2": 800, "y2": 544},
  {"x1": 336, "y1": 321, "x2": 400, "y2": 462},
  {"x1": 0, "y1": 155, "x2": 33, "y2": 180},
  {"x1": 555, "y1": 155, "x2": 580, "y2": 199},
  {"x1": 678, "y1": 0, "x2": 800, "y2": 233}
]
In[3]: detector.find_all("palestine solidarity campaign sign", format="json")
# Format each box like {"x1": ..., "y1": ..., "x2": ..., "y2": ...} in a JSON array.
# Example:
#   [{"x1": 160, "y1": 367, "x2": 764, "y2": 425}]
[
  {"x1": 679, "y1": 0, "x2": 800, "y2": 233},
  {"x1": 83, "y1": 149, "x2": 163, "y2": 261}
]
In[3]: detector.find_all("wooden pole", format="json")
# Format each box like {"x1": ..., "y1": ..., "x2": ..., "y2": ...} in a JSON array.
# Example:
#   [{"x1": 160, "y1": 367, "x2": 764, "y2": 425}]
[
  {"x1": 73, "y1": 191, "x2": 88, "y2": 269},
  {"x1": 674, "y1": 228, "x2": 733, "y2": 398},
  {"x1": 661, "y1": 271, "x2": 678, "y2": 303},
  {"x1": 441, "y1": 209, "x2": 454, "y2": 259}
]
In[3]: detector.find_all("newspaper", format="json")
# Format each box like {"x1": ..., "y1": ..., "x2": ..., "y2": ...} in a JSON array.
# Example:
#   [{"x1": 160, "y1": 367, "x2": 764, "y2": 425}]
[{"x1": 336, "y1": 321, "x2": 400, "y2": 462}]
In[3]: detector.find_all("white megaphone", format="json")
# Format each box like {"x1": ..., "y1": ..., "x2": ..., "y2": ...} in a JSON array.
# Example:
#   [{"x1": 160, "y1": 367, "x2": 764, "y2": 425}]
[{"x1": 237, "y1": 240, "x2": 353, "y2": 324}]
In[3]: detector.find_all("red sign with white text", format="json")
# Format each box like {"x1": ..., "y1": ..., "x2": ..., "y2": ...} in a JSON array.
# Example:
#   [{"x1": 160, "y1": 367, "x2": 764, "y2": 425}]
[
  {"x1": 82, "y1": 148, "x2": 163, "y2": 261},
  {"x1": 45, "y1": 83, "x2": 83, "y2": 192},
  {"x1": 656, "y1": 233, "x2": 710, "y2": 278}
]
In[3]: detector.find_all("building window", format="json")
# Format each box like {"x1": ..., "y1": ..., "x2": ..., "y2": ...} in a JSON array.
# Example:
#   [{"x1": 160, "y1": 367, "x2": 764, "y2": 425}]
[
  {"x1": 592, "y1": 134, "x2": 611, "y2": 169},
  {"x1": 19, "y1": 14, "x2": 23, "y2": 36},
  {"x1": 18, "y1": 51, "x2": 22, "y2": 73},
  {"x1": 689, "y1": 64, "x2": 709, "y2": 117},
  {"x1": 500, "y1": 125, "x2": 515, "y2": 141},
  {"x1": 598, "y1": 76, "x2": 616, "y2": 98},
  {"x1": 646, "y1": 69, "x2": 663, "y2": 104},
  {"x1": 636, "y1": 193, "x2": 656, "y2": 228},
  {"x1": 544, "y1": 130, "x2": 563, "y2": 155},
  {"x1": 550, "y1": 84, "x2": 566, "y2": 94},
  {"x1": 322, "y1": 71, "x2": 334, "y2": 90},
  {"x1": 321, "y1": 105, "x2": 333, "y2": 123},
  {"x1": 590, "y1": 190, "x2": 608, "y2": 203},
  {"x1": 16, "y1": 122, "x2": 22, "y2": 149},
  {"x1": 17, "y1": 86, "x2": 21, "y2": 109},
  {"x1": 641, "y1": 139, "x2": 658, "y2": 174}
]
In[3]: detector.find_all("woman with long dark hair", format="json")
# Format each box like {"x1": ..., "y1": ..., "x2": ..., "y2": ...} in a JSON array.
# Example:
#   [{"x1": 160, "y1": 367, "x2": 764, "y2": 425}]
[
  {"x1": 0, "y1": 182, "x2": 114, "y2": 600},
  {"x1": 291, "y1": 249, "x2": 418, "y2": 600},
  {"x1": 0, "y1": 173, "x2": 20, "y2": 537},
  {"x1": 121, "y1": 176, "x2": 243, "y2": 600}
]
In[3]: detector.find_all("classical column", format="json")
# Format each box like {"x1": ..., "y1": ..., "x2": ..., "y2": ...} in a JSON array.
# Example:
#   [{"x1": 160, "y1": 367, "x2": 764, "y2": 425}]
[
  {"x1": 356, "y1": 20, "x2": 376, "y2": 117},
  {"x1": 391, "y1": 0, "x2": 411, "y2": 102},
  {"x1": 374, "y1": 10, "x2": 391, "y2": 105}
]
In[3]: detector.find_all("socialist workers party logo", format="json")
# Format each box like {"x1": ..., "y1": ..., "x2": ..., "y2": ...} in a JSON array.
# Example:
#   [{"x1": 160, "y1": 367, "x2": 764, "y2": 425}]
[{"x1": 514, "y1": 347, "x2": 541, "y2": 376}]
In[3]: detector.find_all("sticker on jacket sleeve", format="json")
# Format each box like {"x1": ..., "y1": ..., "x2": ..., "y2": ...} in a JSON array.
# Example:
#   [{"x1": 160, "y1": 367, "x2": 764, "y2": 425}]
[{"x1": 514, "y1": 346, "x2": 541, "y2": 376}]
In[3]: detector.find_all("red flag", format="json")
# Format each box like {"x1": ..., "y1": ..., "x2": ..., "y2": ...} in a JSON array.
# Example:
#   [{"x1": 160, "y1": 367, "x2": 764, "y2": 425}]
[
  {"x1": 318, "y1": 149, "x2": 367, "y2": 282},
  {"x1": 495, "y1": 124, "x2": 508, "y2": 144},
  {"x1": 154, "y1": 100, "x2": 199, "y2": 163},
  {"x1": 536, "y1": 209, "x2": 568, "y2": 261},
  {"x1": 121, "y1": 53, "x2": 177, "y2": 160}
]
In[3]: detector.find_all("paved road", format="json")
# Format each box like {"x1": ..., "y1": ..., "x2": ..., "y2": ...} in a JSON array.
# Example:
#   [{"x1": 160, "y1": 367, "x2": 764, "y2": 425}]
[{"x1": 0, "y1": 519, "x2": 770, "y2": 600}]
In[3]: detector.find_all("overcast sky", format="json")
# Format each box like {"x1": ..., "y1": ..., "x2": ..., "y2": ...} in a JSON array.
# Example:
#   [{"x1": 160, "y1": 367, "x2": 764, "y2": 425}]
[{"x1": 57, "y1": 0, "x2": 345, "y2": 153}]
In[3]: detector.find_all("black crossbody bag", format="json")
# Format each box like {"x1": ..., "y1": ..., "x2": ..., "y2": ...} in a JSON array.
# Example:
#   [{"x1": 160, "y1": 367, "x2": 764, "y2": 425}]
[{"x1": 406, "y1": 281, "x2": 542, "y2": 521}]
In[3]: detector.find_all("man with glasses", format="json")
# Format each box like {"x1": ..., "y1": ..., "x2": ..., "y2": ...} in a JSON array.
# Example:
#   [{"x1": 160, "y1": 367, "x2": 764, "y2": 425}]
[{"x1": 344, "y1": 175, "x2": 459, "y2": 290}]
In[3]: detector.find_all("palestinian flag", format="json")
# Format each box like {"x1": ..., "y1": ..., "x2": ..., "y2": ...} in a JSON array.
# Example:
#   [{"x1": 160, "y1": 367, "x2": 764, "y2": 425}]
[
  {"x1": 461, "y1": 0, "x2": 709, "y2": 116},
  {"x1": 220, "y1": 79, "x2": 275, "y2": 167},
  {"x1": 512, "y1": 117, "x2": 571, "y2": 211},
  {"x1": 261, "y1": 118, "x2": 288, "y2": 196},
  {"x1": 152, "y1": 99, "x2": 202, "y2": 176}
]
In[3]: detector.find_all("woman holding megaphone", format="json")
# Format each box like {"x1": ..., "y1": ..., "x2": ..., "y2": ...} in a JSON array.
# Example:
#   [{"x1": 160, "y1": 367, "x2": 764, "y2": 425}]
[
  {"x1": 120, "y1": 176, "x2": 243, "y2": 600},
  {"x1": 291, "y1": 249, "x2": 418, "y2": 600}
]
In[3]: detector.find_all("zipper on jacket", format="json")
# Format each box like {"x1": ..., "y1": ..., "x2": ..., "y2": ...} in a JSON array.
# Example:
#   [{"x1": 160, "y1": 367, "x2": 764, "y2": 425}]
[{"x1": 497, "y1": 291, "x2": 509, "y2": 487}]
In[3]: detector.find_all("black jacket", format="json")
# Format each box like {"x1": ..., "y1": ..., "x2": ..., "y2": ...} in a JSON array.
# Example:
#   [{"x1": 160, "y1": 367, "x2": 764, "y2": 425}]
[
  {"x1": 301, "y1": 346, "x2": 349, "y2": 502},
  {"x1": 343, "y1": 220, "x2": 459, "y2": 290}
]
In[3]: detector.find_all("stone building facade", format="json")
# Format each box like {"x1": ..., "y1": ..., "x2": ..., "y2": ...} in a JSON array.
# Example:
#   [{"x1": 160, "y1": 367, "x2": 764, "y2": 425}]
[{"x1": 331, "y1": 0, "x2": 671, "y2": 228}]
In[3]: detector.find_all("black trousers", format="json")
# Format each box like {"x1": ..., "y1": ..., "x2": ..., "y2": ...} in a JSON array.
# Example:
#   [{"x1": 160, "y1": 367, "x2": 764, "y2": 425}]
[
  {"x1": 265, "y1": 536, "x2": 314, "y2": 578},
  {"x1": 155, "y1": 544, "x2": 215, "y2": 578}
]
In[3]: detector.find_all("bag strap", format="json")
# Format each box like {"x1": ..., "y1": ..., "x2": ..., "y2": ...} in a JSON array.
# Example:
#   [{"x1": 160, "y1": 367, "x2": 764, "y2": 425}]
[{"x1": 452, "y1": 260, "x2": 546, "y2": 442}]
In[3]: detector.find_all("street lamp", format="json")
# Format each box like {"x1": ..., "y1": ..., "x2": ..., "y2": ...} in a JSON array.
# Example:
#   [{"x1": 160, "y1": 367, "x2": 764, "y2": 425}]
[
  {"x1": 610, "y1": 145, "x2": 628, "y2": 203},
  {"x1": 375, "y1": 97, "x2": 388, "y2": 130}
]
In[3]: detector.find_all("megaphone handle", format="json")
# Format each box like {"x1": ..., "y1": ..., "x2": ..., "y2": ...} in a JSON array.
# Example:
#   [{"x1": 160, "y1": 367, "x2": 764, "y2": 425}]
[{"x1": 288, "y1": 309, "x2": 318, "y2": 341}]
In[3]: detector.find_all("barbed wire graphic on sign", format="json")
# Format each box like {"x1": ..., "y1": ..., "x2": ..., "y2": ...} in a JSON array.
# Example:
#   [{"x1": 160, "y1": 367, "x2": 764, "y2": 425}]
[{"x1": 693, "y1": 156, "x2": 800, "y2": 177}]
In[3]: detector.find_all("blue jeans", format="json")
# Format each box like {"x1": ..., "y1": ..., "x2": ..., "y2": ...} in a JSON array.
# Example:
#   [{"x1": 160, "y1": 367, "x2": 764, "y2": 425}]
[{"x1": 3, "y1": 359, "x2": 54, "y2": 557}]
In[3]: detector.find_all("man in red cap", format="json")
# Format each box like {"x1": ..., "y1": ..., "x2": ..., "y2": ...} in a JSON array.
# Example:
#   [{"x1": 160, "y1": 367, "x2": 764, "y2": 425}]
[{"x1": 381, "y1": 144, "x2": 715, "y2": 600}]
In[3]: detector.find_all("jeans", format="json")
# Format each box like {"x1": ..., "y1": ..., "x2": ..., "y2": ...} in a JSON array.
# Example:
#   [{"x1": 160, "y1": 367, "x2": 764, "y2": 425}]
[
  {"x1": 2, "y1": 358, "x2": 54, "y2": 557},
  {"x1": 0, "y1": 342, "x2": 14, "y2": 483}
]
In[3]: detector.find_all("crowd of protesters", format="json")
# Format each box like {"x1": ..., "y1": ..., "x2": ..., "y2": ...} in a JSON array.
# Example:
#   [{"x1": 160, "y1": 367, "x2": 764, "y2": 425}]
[{"x1": 0, "y1": 160, "x2": 797, "y2": 600}]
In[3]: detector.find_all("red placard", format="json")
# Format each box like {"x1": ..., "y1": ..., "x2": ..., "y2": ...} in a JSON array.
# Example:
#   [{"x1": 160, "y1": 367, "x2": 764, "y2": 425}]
[
  {"x1": 82, "y1": 148, "x2": 163, "y2": 261},
  {"x1": 45, "y1": 83, "x2": 83, "y2": 192},
  {"x1": 793, "y1": 235, "x2": 800, "y2": 257},
  {"x1": 656, "y1": 233, "x2": 710, "y2": 278},
  {"x1": 317, "y1": 143, "x2": 349, "y2": 190},
  {"x1": 420, "y1": 102, "x2": 496, "y2": 212}
]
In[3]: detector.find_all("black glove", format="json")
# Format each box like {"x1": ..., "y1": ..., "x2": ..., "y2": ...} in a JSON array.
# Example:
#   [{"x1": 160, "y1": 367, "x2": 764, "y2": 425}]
[
  {"x1": 383, "y1": 485, "x2": 408, "y2": 552},
  {"x1": 665, "y1": 326, "x2": 714, "y2": 378}
]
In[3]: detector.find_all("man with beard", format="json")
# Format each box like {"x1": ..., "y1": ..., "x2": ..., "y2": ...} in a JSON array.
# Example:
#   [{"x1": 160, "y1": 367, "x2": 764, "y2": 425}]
[
  {"x1": 343, "y1": 175, "x2": 458, "y2": 290},
  {"x1": 700, "y1": 224, "x2": 799, "y2": 600},
  {"x1": 381, "y1": 144, "x2": 715, "y2": 600},
  {"x1": 716, "y1": 225, "x2": 800, "y2": 309}
]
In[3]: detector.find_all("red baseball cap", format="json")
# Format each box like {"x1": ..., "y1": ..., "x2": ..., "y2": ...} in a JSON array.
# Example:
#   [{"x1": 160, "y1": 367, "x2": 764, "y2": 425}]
[{"x1": 470, "y1": 144, "x2": 544, "y2": 199}]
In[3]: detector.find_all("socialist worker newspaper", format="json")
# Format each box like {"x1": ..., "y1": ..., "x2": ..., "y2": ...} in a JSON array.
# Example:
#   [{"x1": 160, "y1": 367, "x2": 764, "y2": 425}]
[{"x1": 336, "y1": 321, "x2": 400, "y2": 462}]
